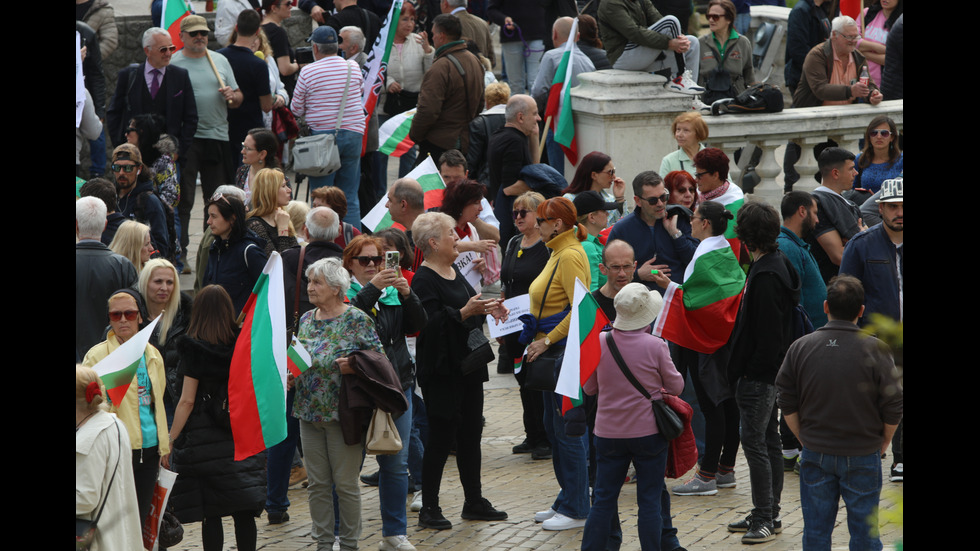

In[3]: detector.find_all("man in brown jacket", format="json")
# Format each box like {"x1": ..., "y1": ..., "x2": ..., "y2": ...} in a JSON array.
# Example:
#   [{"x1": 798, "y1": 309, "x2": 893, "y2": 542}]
[
  {"x1": 409, "y1": 14, "x2": 486, "y2": 165},
  {"x1": 793, "y1": 15, "x2": 883, "y2": 108}
]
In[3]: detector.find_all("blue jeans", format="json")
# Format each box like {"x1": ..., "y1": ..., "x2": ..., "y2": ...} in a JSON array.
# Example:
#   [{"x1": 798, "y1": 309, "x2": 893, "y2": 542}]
[
  {"x1": 89, "y1": 127, "x2": 107, "y2": 176},
  {"x1": 736, "y1": 378, "x2": 783, "y2": 523},
  {"x1": 799, "y1": 448, "x2": 883, "y2": 551},
  {"x1": 545, "y1": 128, "x2": 564, "y2": 178},
  {"x1": 408, "y1": 389, "x2": 426, "y2": 491},
  {"x1": 307, "y1": 129, "x2": 364, "y2": 227},
  {"x1": 501, "y1": 39, "x2": 544, "y2": 95},
  {"x1": 582, "y1": 434, "x2": 669, "y2": 551},
  {"x1": 542, "y1": 392, "x2": 590, "y2": 519},
  {"x1": 376, "y1": 388, "x2": 413, "y2": 536},
  {"x1": 266, "y1": 388, "x2": 300, "y2": 513}
]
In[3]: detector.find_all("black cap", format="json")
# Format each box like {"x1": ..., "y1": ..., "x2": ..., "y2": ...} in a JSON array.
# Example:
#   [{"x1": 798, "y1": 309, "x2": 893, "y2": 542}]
[{"x1": 573, "y1": 190, "x2": 621, "y2": 216}]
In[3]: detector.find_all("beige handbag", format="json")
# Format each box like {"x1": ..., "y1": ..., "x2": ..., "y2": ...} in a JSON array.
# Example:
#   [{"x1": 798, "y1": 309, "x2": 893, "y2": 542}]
[{"x1": 365, "y1": 408, "x2": 403, "y2": 455}]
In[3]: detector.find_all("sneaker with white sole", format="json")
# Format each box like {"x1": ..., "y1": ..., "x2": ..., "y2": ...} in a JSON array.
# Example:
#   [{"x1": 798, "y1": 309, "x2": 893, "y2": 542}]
[
  {"x1": 666, "y1": 70, "x2": 705, "y2": 95},
  {"x1": 691, "y1": 97, "x2": 711, "y2": 113},
  {"x1": 890, "y1": 462, "x2": 903, "y2": 482},
  {"x1": 716, "y1": 471, "x2": 736, "y2": 488},
  {"x1": 410, "y1": 491, "x2": 423, "y2": 512},
  {"x1": 541, "y1": 512, "x2": 586, "y2": 531},
  {"x1": 741, "y1": 520, "x2": 776, "y2": 544},
  {"x1": 380, "y1": 535, "x2": 416, "y2": 551},
  {"x1": 672, "y1": 475, "x2": 718, "y2": 496},
  {"x1": 728, "y1": 515, "x2": 782, "y2": 534},
  {"x1": 534, "y1": 508, "x2": 557, "y2": 523}
]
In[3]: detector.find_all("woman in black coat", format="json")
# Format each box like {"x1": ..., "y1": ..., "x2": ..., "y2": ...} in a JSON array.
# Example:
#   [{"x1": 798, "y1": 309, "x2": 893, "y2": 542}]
[{"x1": 163, "y1": 285, "x2": 266, "y2": 551}]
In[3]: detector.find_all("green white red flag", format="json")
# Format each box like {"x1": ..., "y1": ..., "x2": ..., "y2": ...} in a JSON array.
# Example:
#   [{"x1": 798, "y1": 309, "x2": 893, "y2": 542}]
[
  {"x1": 378, "y1": 108, "x2": 416, "y2": 157},
  {"x1": 92, "y1": 315, "x2": 162, "y2": 406},
  {"x1": 360, "y1": 0, "x2": 403, "y2": 154},
  {"x1": 229, "y1": 252, "x2": 288, "y2": 460},
  {"x1": 287, "y1": 335, "x2": 312, "y2": 378},
  {"x1": 361, "y1": 155, "x2": 446, "y2": 231},
  {"x1": 555, "y1": 278, "x2": 609, "y2": 414},
  {"x1": 715, "y1": 183, "x2": 745, "y2": 256},
  {"x1": 545, "y1": 17, "x2": 579, "y2": 166},
  {"x1": 160, "y1": 0, "x2": 193, "y2": 50},
  {"x1": 652, "y1": 235, "x2": 745, "y2": 354}
]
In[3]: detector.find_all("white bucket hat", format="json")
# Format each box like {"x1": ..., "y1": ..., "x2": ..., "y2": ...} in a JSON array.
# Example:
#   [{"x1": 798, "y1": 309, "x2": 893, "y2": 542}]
[{"x1": 612, "y1": 283, "x2": 665, "y2": 331}]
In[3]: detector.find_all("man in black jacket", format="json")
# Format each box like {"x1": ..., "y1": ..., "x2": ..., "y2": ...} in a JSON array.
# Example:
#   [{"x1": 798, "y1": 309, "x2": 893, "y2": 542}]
[{"x1": 726, "y1": 201, "x2": 801, "y2": 544}]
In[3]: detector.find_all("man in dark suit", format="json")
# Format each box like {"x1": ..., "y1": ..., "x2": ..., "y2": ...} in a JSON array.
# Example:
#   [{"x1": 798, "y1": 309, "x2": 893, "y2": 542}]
[{"x1": 107, "y1": 27, "x2": 198, "y2": 159}]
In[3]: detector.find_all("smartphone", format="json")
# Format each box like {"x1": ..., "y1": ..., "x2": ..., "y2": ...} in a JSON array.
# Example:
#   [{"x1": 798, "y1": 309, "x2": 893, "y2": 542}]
[{"x1": 385, "y1": 251, "x2": 400, "y2": 272}]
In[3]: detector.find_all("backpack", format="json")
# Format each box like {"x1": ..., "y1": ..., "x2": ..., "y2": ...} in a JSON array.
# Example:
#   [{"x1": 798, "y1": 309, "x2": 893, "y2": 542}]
[{"x1": 711, "y1": 83, "x2": 784, "y2": 115}]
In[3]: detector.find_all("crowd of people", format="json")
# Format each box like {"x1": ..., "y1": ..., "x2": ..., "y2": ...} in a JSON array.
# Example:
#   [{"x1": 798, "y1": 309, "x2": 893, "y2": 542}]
[{"x1": 78, "y1": 1, "x2": 902, "y2": 550}]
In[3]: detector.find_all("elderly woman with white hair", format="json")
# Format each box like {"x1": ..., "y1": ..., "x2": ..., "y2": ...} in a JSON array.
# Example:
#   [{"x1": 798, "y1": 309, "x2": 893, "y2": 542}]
[
  {"x1": 581, "y1": 283, "x2": 684, "y2": 551},
  {"x1": 294, "y1": 257, "x2": 385, "y2": 551},
  {"x1": 410, "y1": 212, "x2": 509, "y2": 530}
]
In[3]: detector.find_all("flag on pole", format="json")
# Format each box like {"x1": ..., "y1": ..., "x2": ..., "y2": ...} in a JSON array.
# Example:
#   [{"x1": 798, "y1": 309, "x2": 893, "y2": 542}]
[
  {"x1": 229, "y1": 252, "x2": 288, "y2": 460},
  {"x1": 652, "y1": 235, "x2": 745, "y2": 354},
  {"x1": 715, "y1": 183, "x2": 746, "y2": 255},
  {"x1": 545, "y1": 17, "x2": 580, "y2": 166},
  {"x1": 287, "y1": 335, "x2": 312, "y2": 378},
  {"x1": 361, "y1": 155, "x2": 446, "y2": 232},
  {"x1": 92, "y1": 315, "x2": 162, "y2": 406},
  {"x1": 160, "y1": 0, "x2": 193, "y2": 50},
  {"x1": 555, "y1": 278, "x2": 609, "y2": 414},
  {"x1": 360, "y1": 0, "x2": 403, "y2": 153},
  {"x1": 378, "y1": 108, "x2": 416, "y2": 156}
]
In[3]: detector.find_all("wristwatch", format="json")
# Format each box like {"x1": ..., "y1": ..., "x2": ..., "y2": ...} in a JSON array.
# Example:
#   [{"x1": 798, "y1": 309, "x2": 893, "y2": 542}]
[{"x1": 543, "y1": 336, "x2": 552, "y2": 347}]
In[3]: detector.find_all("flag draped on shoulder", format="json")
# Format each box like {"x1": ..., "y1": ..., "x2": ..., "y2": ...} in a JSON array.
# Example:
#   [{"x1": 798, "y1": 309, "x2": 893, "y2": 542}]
[
  {"x1": 93, "y1": 315, "x2": 162, "y2": 406},
  {"x1": 652, "y1": 235, "x2": 745, "y2": 354},
  {"x1": 378, "y1": 109, "x2": 416, "y2": 156},
  {"x1": 229, "y1": 252, "x2": 288, "y2": 460},
  {"x1": 360, "y1": 0, "x2": 403, "y2": 153},
  {"x1": 555, "y1": 278, "x2": 609, "y2": 414},
  {"x1": 545, "y1": 17, "x2": 579, "y2": 166},
  {"x1": 715, "y1": 183, "x2": 746, "y2": 254},
  {"x1": 160, "y1": 0, "x2": 193, "y2": 49},
  {"x1": 361, "y1": 155, "x2": 445, "y2": 232}
]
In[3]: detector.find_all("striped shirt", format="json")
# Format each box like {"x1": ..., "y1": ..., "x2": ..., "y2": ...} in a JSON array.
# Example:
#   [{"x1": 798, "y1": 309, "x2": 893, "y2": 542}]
[{"x1": 292, "y1": 56, "x2": 366, "y2": 134}]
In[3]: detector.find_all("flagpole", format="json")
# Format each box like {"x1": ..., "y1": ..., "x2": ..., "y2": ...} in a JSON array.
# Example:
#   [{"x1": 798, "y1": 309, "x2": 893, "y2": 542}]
[
  {"x1": 538, "y1": 115, "x2": 552, "y2": 159},
  {"x1": 204, "y1": 50, "x2": 232, "y2": 105}
]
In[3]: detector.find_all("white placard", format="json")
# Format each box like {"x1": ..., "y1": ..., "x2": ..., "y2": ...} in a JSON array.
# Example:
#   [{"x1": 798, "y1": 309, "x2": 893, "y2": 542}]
[
  {"x1": 454, "y1": 235, "x2": 483, "y2": 292},
  {"x1": 487, "y1": 294, "x2": 531, "y2": 338}
]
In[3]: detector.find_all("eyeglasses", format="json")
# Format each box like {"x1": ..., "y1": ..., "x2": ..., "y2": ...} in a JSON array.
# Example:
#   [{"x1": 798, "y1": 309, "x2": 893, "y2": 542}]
[
  {"x1": 125, "y1": 126, "x2": 137, "y2": 134},
  {"x1": 602, "y1": 264, "x2": 634, "y2": 273},
  {"x1": 241, "y1": 142, "x2": 256, "y2": 152},
  {"x1": 694, "y1": 171, "x2": 712, "y2": 180},
  {"x1": 352, "y1": 255, "x2": 383, "y2": 267},
  {"x1": 155, "y1": 45, "x2": 177, "y2": 54},
  {"x1": 837, "y1": 32, "x2": 859, "y2": 42},
  {"x1": 187, "y1": 30, "x2": 209, "y2": 38},
  {"x1": 536, "y1": 217, "x2": 555, "y2": 225},
  {"x1": 869, "y1": 129, "x2": 893, "y2": 138},
  {"x1": 706, "y1": 13, "x2": 724, "y2": 21},
  {"x1": 108, "y1": 310, "x2": 140, "y2": 322},
  {"x1": 512, "y1": 209, "x2": 531, "y2": 219},
  {"x1": 677, "y1": 186, "x2": 696, "y2": 194},
  {"x1": 111, "y1": 163, "x2": 138, "y2": 173},
  {"x1": 638, "y1": 193, "x2": 670, "y2": 205}
]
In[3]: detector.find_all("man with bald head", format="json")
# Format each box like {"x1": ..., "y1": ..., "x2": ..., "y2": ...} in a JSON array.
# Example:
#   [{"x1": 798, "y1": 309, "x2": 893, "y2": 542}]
[
  {"x1": 488, "y1": 94, "x2": 541, "y2": 243},
  {"x1": 387, "y1": 178, "x2": 426, "y2": 270},
  {"x1": 531, "y1": 17, "x2": 595, "y2": 175}
]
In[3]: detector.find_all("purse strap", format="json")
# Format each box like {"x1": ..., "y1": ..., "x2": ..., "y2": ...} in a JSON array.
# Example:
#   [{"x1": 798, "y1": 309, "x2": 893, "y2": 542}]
[
  {"x1": 535, "y1": 260, "x2": 560, "y2": 319},
  {"x1": 88, "y1": 419, "x2": 124, "y2": 527},
  {"x1": 291, "y1": 244, "x2": 307, "y2": 336},
  {"x1": 335, "y1": 64, "x2": 353, "y2": 132},
  {"x1": 604, "y1": 332, "x2": 653, "y2": 401}
]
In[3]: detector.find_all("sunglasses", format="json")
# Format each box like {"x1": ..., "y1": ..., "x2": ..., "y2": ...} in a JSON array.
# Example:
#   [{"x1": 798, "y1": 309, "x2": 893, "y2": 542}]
[
  {"x1": 512, "y1": 209, "x2": 531, "y2": 219},
  {"x1": 638, "y1": 193, "x2": 670, "y2": 205},
  {"x1": 869, "y1": 129, "x2": 893, "y2": 138},
  {"x1": 108, "y1": 310, "x2": 140, "y2": 322},
  {"x1": 694, "y1": 171, "x2": 712, "y2": 180},
  {"x1": 677, "y1": 186, "x2": 696, "y2": 194},
  {"x1": 706, "y1": 13, "x2": 725, "y2": 21},
  {"x1": 155, "y1": 45, "x2": 178, "y2": 53},
  {"x1": 111, "y1": 163, "x2": 138, "y2": 173},
  {"x1": 352, "y1": 255, "x2": 383, "y2": 267},
  {"x1": 210, "y1": 192, "x2": 232, "y2": 204},
  {"x1": 187, "y1": 30, "x2": 209, "y2": 38},
  {"x1": 536, "y1": 217, "x2": 556, "y2": 225}
]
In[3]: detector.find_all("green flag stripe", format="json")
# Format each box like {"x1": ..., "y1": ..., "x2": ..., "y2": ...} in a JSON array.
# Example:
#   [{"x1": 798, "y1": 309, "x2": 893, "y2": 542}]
[
  {"x1": 250, "y1": 275, "x2": 287, "y2": 447},
  {"x1": 682, "y1": 247, "x2": 746, "y2": 310},
  {"x1": 100, "y1": 358, "x2": 140, "y2": 390}
]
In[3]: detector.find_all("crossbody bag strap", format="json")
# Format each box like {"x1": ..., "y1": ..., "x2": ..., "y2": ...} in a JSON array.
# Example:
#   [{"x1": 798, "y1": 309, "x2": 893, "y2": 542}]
[
  {"x1": 604, "y1": 332, "x2": 652, "y2": 400},
  {"x1": 335, "y1": 64, "x2": 353, "y2": 132},
  {"x1": 90, "y1": 420, "x2": 124, "y2": 527},
  {"x1": 292, "y1": 245, "x2": 307, "y2": 335},
  {"x1": 535, "y1": 260, "x2": 560, "y2": 319}
]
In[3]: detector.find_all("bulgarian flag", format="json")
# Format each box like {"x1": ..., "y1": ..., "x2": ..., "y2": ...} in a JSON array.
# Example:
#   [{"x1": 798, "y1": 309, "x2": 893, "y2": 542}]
[
  {"x1": 378, "y1": 108, "x2": 416, "y2": 157},
  {"x1": 544, "y1": 17, "x2": 580, "y2": 166},
  {"x1": 160, "y1": 0, "x2": 193, "y2": 50},
  {"x1": 229, "y1": 252, "x2": 288, "y2": 460},
  {"x1": 360, "y1": 0, "x2": 403, "y2": 154},
  {"x1": 287, "y1": 335, "x2": 312, "y2": 378},
  {"x1": 652, "y1": 235, "x2": 746, "y2": 354},
  {"x1": 361, "y1": 155, "x2": 446, "y2": 232},
  {"x1": 92, "y1": 315, "x2": 162, "y2": 406},
  {"x1": 555, "y1": 278, "x2": 609, "y2": 414},
  {"x1": 714, "y1": 182, "x2": 746, "y2": 257}
]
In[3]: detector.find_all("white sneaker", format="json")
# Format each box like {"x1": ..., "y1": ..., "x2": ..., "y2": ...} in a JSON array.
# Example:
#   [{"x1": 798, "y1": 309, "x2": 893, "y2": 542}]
[
  {"x1": 534, "y1": 508, "x2": 557, "y2": 523},
  {"x1": 691, "y1": 97, "x2": 711, "y2": 113},
  {"x1": 410, "y1": 491, "x2": 423, "y2": 512},
  {"x1": 666, "y1": 70, "x2": 705, "y2": 95},
  {"x1": 380, "y1": 535, "x2": 417, "y2": 551},
  {"x1": 332, "y1": 541, "x2": 341, "y2": 551},
  {"x1": 541, "y1": 512, "x2": 586, "y2": 531}
]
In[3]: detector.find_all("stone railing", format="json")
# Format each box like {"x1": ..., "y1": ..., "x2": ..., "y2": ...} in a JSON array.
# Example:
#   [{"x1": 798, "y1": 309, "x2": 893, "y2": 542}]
[{"x1": 569, "y1": 70, "x2": 903, "y2": 207}]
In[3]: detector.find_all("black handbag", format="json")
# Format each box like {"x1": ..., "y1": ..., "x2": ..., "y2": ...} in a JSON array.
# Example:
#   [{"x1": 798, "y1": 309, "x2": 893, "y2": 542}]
[
  {"x1": 460, "y1": 326, "x2": 495, "y2": 375},
  {"x1": 604, "y1": 333, "x2": 684, "y2": 440},
  {"x1": 158, "y1": 506, "x2": 184, "y2": 547}
]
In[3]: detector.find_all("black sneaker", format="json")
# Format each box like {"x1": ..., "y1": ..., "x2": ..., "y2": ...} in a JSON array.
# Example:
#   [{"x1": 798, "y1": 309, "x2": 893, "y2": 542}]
[
  {"x1": 267, "y1": 511, "x2": 289, "y2": 524},
  {"x1": 512, "y1": 440, "x2": 534, "y2": 454},
  {"x1": 728, "y1": 516, "x2": 782, "y2": 534},
  {"x1": 890, "y1": 462, "x2": 903, "y2": 482},
  {"x1": 418, "y1": 506, "x2": 452, "y2": 530},
  {"x1": 360, "y1": 470, "x2": 380, "y2": 486},
  {"x1": 461, "y1": 498, "x2": 508, "y2": 521},
  {"x1": 741, "y1": 520, "x2": 776, "y2": 544},
  {"x1": 531, "y1": 444, "x2": 553, "y2": 460}
]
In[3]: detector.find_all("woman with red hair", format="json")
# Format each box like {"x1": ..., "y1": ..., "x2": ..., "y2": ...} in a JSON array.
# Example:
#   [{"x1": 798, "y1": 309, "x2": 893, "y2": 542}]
[
  {"x1": 663, "y1": 170, "x2": 700, "y2": 211},
  {"x1": 521, "y1": 197, "x2": 593, "y2": 531}
]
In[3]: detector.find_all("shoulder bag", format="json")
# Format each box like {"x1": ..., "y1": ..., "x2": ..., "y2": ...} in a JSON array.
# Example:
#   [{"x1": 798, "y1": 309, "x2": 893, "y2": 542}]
[{"x1": 292, "y1": 64, "x2": 352, "y2": 177}]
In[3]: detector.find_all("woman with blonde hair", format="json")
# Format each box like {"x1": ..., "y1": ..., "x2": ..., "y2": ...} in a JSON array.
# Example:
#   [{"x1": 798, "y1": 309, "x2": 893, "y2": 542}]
[
  {"x1": 110, "y1": 220, "x2": 154, "y2": 273},
  {"x1": 660, "y1": 112, "x2": 709, "y2": 178},
  {"x1": 246, "y1": 168, "x2": 297, "y2": 257},
  {"x1": 138, "y1": 258, "x2": 193, "y2": 421},
  {"x1": 76, "y1": 365, "x2": 143, "y2": 551}
]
